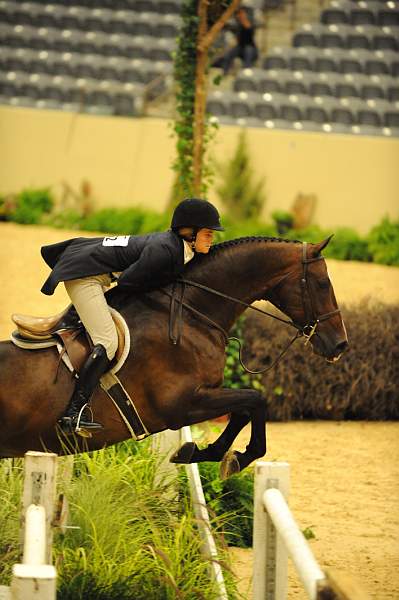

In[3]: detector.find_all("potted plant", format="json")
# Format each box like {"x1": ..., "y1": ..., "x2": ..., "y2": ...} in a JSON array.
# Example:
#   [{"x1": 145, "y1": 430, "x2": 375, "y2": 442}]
[{"x1": 271, "y1": 210, "x2": 294, "y2": 235}]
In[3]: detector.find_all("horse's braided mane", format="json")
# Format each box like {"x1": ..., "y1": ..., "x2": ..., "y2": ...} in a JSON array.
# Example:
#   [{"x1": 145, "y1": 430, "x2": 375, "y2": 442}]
[{"x1": 210, "y1": 235, "x2": 302, "y2": 255}]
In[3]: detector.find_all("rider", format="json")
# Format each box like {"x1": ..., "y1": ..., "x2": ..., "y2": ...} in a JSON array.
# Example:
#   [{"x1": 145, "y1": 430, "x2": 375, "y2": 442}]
[{"x1": 40, "y1": 198, "x2": 224, "y2": 434}]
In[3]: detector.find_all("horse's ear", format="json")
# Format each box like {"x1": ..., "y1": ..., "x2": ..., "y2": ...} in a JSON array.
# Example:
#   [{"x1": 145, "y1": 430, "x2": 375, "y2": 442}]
[{"x1": 313, "y1": 234, "x2": 334, "y2": 255}]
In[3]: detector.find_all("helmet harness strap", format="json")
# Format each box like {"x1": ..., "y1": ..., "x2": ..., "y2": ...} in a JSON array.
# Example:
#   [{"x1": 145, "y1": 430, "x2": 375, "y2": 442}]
[{"x1": 191, "y1": 227, "x2": 199, "y2": 251}]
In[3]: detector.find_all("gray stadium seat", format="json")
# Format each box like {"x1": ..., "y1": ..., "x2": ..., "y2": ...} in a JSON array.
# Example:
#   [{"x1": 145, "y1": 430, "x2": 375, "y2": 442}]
[
  {"x1": 207, "y1": 90, "x2": 231, "y2": 117},
  {"x1": 384, "y1": 110, "x2": 399, "y2": 128},
  {"x1": 147, "y1": 38, "x2": 175, "y2": 62},
  {"x1": 156, "y1": 0, "x2": 182, "y2": 15},
  {"x1": 387, "y1": 82, "x2": 399, "y2": 102},
  {"x1": 293, "y1": 24, "x2": 323, "y2": 48},
  {"x1": 350, "y1": 4, "x2": 378, "y2": 26},
  {"x1": 360, "y1": 82, "x2": 385, "y2": 100},
  {"x1": 234, "y1": 68, "x2": 261, "y2": 93},
  {"x1": 320, "y1": 25, "x2": 349, "y2": 49},
  {"x1": 373, "y1": 27, "x2": 399, "y2": 51},
  {"x1": 284, "y1": 78, "x2": 308, "y2": 96},
  {"x1": 263, "y1": 53, "x2": 289, "y2": 70},
  {"x1": 335, "y1": 81, "x2": 361, "y2": 99},
  {"x1": 321, "y1": 6, "x2": 350, "y2": 25},
  {"x1": 153, "y1": 15, "x2": 180, "y2": 38},
  {"x1": 309, "y1": 79, "x2": 335, "y2": 97},
  {"x1": 314, "y1": 54, "x2": 340, "y2": 73},
  {"x1": 259, "y1": 70, "x2": 291, "y2": 93},
  {"x1": 378, "y1": 5, "x2": 399, "y2": 26}
]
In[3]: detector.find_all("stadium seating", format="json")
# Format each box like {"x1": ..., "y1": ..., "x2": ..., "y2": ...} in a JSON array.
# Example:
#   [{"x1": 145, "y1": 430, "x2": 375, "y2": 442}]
[
  {"x1": 1, "y1": 0, "x2": 398, "y2": 136},
  {"x1": 0, "y1": 0, "x2": 179, "y2": 116},
  {"x1": 210, "y1": 0, "x2": 399, "y2": 137}
]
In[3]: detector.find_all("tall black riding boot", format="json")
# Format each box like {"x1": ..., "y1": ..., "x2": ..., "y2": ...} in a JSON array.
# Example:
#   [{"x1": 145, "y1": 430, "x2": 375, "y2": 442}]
[{"x1": 59, "y1": 344, "x2": 111, "y2": 434}]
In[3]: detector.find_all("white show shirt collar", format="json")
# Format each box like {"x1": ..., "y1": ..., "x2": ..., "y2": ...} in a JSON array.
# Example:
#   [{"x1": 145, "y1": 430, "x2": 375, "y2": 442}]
[{"x1": 183, "y1": 240, "x2": 195, "y2": 264}]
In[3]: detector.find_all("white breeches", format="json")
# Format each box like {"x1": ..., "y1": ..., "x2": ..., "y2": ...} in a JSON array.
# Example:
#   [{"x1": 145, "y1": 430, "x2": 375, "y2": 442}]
[{"x1": 64, "y1": 274, "x2": 118, "y2": 361}]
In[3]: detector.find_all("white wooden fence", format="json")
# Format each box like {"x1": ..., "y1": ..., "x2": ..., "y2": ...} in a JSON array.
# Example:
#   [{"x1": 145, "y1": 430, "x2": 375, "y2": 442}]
[
  {"x1": 253, "y1": 461, "x2": 371, "y2": 600},
  {"x1": 0, "y1": 451, "x2": 57, "y2": 600}
]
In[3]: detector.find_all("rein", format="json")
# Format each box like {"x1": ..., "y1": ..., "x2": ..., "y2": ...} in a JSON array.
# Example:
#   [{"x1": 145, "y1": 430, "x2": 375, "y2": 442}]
[{"x1": 162, "y1": 242, "x2": 341, "y2": 375}]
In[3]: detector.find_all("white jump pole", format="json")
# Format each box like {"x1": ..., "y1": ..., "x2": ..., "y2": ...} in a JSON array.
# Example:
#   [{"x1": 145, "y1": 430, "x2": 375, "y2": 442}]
[
  {"x1": 181, "y1": 426, "x2": 229, "y2": 600},
  {"x1": 253, "y1": 461, "x2": 290, "y2": 600},
  {"x1": 264, "y1": 488, "x2": 325, "y2": 599},
  {"x1": 22, "y1": 505, "x2": 46, "y2": 565}
]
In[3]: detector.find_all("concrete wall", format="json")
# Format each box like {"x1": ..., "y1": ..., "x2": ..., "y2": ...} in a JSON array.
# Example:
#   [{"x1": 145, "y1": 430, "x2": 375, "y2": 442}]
[{"x1": 1, "y1": 105, "x2": 398, "y2": 233}]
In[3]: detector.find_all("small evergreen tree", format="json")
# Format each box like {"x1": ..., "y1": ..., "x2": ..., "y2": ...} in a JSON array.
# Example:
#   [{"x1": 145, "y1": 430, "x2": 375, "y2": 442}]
[{"x1": 216, "y1": 130, "x2": 266, "y2": 220}]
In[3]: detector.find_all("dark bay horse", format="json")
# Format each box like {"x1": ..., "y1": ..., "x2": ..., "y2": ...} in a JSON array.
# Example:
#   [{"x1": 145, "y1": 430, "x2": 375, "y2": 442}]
[{"x1": 0, "y1": 236, "x2": 348, "y2": 477}]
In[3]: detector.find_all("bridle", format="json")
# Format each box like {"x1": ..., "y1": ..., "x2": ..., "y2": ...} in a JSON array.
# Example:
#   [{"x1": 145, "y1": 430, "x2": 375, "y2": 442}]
[{"x1": 162, "y1": 242, "x2": 341, "y2": 374}]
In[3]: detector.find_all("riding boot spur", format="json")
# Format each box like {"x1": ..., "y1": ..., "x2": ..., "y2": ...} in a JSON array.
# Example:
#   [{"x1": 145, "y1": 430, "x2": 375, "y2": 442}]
[{"x1": 59, "y1": 344, "x2": 111, "y2": 435}]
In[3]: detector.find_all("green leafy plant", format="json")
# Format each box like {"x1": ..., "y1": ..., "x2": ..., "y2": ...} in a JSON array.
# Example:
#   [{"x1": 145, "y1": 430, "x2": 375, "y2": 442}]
[
  {"x1": 367, "y1": 216, "x2": 399, "y2": 266},
  {"x1": 323, "y1": 227, "x2": 371, "y2": 262},
  {"x1": 11, "y1": 188, "x2": 54, "y2": 224},
  {"x1": 198, "y1": 462, "x2": 255, "y2": 547},
  {"x1": 171, "y1": 0, "x2": 199, "y2": 200},
  {"x1": 271, "y1": 210, "x2": 294, "y2": 235},
  {"x1": 302, "y1": 525, "x2": 316, "y2": 540},
  {"x1": 224, "y1": 316, "x2": 264, "y2": 393},
  {"x1": 216, "y1": 130, "x2": 266, "y2": 221}
]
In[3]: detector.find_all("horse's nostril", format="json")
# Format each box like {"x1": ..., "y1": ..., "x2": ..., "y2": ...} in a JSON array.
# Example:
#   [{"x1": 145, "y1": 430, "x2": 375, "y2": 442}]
[{"x1": 336, "y1": 340, "x2": 348, "y2": 354}]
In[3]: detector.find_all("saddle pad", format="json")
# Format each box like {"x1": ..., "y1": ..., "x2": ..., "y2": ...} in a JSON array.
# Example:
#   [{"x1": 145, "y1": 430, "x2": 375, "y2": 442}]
[{"x1": 57, "y1": 307, "x2": 130, "y2": 376}]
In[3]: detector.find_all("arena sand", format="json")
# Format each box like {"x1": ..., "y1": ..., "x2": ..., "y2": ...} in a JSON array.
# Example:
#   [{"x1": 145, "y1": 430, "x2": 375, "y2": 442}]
[{"x1": 0, "y1": 222, "x2": 398, "y2": 599}]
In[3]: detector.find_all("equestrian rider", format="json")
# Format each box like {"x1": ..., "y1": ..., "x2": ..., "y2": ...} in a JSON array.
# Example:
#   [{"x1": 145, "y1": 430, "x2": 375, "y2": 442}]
[{"x1": 40, "y1": 198, "x2": 224, "y2": 434}]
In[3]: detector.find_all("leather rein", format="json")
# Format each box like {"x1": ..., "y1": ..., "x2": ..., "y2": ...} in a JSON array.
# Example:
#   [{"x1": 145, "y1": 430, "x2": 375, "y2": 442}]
[{"x1": 161, "y1": 242, "x2": 341, "y2": 375}]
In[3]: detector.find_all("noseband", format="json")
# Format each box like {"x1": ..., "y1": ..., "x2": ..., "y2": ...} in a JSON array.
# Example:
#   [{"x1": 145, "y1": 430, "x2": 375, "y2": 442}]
[
  {"x1": 162, "y1": 242, "x2": 341, "y2": 374},
  {"x1": 297, "y1": 241, "x2": 341, "y2": 344}
]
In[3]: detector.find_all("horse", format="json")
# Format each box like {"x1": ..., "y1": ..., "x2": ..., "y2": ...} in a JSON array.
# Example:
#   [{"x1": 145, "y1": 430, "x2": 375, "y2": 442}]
[{"x1": 0, "y1": 235, "x2": 348, "y2": 478}]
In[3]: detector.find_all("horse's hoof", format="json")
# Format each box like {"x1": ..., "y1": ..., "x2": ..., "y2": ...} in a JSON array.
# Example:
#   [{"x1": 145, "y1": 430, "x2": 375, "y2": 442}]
[
  {"x1": 220, "y1": 451, "x2": 241, "y2": 480},
  {"x1": 170, "y1": 442, "x2": 196, "y2": 464}
]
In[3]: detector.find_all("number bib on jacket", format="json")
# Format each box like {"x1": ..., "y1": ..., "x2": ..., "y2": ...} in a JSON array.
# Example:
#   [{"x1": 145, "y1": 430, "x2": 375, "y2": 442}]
[{"x1": 102, "y1": 236, "x2": 130, "y2": 247}]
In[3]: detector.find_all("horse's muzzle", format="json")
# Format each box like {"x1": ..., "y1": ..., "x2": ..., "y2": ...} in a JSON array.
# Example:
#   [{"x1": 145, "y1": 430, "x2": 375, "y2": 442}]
[{"x1": 312, "y1": 335, "x2": 349, "y2": 362}]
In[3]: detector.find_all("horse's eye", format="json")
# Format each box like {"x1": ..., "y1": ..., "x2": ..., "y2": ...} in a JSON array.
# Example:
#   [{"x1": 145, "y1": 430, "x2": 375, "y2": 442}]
[{"x1": 317, "y1": 278, "x2": 330, "y2": 289}]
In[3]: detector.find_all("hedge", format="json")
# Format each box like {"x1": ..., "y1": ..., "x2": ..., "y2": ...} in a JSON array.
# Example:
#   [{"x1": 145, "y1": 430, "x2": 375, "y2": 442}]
[
  {"x1": 242, "y1": 301, "x2": 399, "y2": 421},
  {"x1": 1, "y1": 188, "x2": 399, "y2": 265}
]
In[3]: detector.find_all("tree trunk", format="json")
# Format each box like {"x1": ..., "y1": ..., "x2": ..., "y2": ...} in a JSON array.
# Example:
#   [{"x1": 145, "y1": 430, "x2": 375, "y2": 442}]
[
  {"x1": 192, "y1": 0, "x2": 241, "y2": 196},
  {"x1": 193, "y1": 0, "x2": 208, "y2": 196}
]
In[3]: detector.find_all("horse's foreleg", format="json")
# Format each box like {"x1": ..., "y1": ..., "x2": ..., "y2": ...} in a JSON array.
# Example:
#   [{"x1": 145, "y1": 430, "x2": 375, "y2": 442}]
[
  {"x1": 221, "y1": 400, "x2": 267, "y2": 478},
  {"x1": 170, "y1": 387, "x2": 266, "y2": 477}
]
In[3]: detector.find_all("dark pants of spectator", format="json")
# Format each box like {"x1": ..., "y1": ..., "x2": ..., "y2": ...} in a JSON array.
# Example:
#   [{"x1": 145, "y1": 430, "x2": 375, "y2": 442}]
[{"x1": 213, "y1": 44, "x2": 258, "y2": 74}]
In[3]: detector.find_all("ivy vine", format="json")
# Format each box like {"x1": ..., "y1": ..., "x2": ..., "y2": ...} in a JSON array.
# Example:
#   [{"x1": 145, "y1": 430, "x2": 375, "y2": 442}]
[
  {"x1": 172, "y1": 0, "x2": 219, "y2": 203},
  {"x1": 172, "y1": 0, "x2": 199, "y2": 201}
]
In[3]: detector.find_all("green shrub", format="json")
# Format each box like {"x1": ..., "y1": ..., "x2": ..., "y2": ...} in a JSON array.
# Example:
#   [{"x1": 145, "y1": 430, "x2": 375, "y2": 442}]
[
  {"x1": 367, "y1": 217, "x2": 399, "y2": 266},
  {"x1": 216, "y1": 130, "x2": 266, "y2": 220},
  {"x1": 11, "y1": 188, "x2": 54, "y2": 224},
  {"x1": 323, "y1": 227, "x2": 371, "y2": 262},
  {"x1": 43, "y1": 209, "x2": 83, "y2": 230},
  {"x1": 198, "y1": 462, "x2": 254, "y2": 548},
  {"x1": 80, "y1": 208, "x2": 170, "y2": 236}
]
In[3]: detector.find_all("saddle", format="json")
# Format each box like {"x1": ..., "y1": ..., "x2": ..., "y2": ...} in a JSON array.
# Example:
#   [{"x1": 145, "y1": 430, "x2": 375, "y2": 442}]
[
  {"x1": 11, "y1": 304, "x2": 126, "y2": 373},
  {"x1": 11, "y1": 305, "x2": 149, "y2": 440}
]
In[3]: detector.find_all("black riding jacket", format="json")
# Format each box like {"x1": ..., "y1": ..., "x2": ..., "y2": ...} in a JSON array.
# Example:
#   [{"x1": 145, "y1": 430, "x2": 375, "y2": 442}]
[{"x1": 40, "y1": 231, "x2": 187, "y2": 296}]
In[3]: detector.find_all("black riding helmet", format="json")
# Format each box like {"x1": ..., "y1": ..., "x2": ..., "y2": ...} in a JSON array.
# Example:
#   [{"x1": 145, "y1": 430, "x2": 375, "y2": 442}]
[{"x1": 171, "y1": 198, "x2": 225, "y2": 231}]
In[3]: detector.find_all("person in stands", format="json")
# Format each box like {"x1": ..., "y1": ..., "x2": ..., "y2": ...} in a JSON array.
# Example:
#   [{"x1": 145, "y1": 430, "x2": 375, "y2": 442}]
[
  {"x1": 40, "y1": 198, "x2": 224, "y2": 435},
  {"x1": 213, "y1": 7, "x2": 258, "y2": 75}
]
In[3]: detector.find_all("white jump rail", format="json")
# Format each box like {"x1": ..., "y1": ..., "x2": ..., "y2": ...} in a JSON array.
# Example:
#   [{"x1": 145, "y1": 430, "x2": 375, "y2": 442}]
[
  {"x1": 0, "y1": 451, "x2": 57, "y2": 600},
  {"x1": 253, "y1": 461, "x2": 325, "y2": 600},
  {"x1": 181, "y1": 426, "x2": 229, "y2": 600},
  {"x1": 154, "y1": 427, "x2": 228, "y2": 600}
]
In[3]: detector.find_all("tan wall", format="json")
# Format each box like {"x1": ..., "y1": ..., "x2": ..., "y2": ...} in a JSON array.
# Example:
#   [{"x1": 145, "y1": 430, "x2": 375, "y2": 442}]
[{"x1": 1, "y1": 106, "x2": 398, "y2": 233}]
